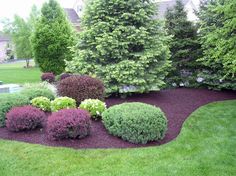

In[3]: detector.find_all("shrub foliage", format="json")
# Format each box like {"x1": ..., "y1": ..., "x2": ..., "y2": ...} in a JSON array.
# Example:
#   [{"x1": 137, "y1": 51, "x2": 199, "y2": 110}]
[
  {"x1": 57, "y1": 75, "x2": 105, "y2": 104},
  {"x1": 102, "y1": 102, "x2": 167, "y2": 144},
  {"x1": 41, "y1": 72, "x2": 55, "y2": 83},
  {"x1": 6, "y1": 105, "x2": 46, "y2": 132},
  {"x1": 66, "y1": 0, "x2": 171, "y2": 94},
  {"x1": 59, "y1": 73, "x2": 72, "y2": 81},
  {"x1": 21, "y1": 84, "x2": 56, "y2": 100},
  {"x1": 47, "y1": 109, "x2": 91, "y2": 140},
  {"x1": 79, "y1": 99, "x2": 106, "y2": 119},
  {"x1": 0, "y1": 93, "x2": 29, "y2": 127},
  {"x1": 51, "y1": 97, "x2": 77, "y2": 112},
  {"x1": 164, "y1": 0, "x2": 201, "y2": 87},
  {"x1": 31, "y1": 96, "x2": 51, "y2": 111},
  {"x1": 32, "y1": 0, "x2": 75, "y2": 75},
  {"x1": 197, "y1": 0, "x2": 236, "y2": 90}
]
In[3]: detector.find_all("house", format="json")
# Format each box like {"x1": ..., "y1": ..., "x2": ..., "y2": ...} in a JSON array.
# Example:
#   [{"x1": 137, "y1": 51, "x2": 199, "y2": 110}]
[
  {"x1": 64, "y1": 0, "x2": 85, "y2": 31},
  {"x1": 64, "y1": 8, "x2": 81, "y2": 31},
  {"x1": 0, "y1": 35, "x2": 11, "y2": 63},
  {"x1": 155, "y1": 0, "x2": 199, "y2": 21}
]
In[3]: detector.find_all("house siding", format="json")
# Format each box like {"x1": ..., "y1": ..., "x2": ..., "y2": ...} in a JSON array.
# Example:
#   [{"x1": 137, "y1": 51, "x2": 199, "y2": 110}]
[{"x1": 0, "y1": 41, "x2": 8, "y2": 63}]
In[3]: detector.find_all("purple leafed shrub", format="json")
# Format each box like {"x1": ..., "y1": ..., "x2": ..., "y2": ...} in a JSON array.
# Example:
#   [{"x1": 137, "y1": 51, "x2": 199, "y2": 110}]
[
  {"x1": 6, "y1": 106, "x2": 46, "y2": 132},
  {"x1": 57, "y1": 75, "x2": 105, "y2": 104},
  {"x1": 41, "y1": 72, "x2": 55, "y2": 83},
  {"x1": 59, "y1": 73, "x2": 72, "y2": 81},
  {"x1": 47, "y1": 109, "x2": 91, "y2": 140}
]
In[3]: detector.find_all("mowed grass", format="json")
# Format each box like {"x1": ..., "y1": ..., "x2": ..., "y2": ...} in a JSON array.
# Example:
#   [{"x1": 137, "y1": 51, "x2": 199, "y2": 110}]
[
  {"x1": 0, "y1": 100, "x2": 236, "y2": 176},
  {"x1": 0, "y1": 61, "x2": 41, "y2": 84}
]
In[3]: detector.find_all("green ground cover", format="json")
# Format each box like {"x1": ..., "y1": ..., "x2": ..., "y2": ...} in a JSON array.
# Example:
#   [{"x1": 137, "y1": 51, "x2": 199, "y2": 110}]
[{"x1": 0, "y1": 100, "x2": 235, "y2": 176}]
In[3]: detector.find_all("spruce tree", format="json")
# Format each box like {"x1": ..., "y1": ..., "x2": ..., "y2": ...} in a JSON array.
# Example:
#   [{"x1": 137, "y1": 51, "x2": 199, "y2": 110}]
[
  {"x1": 197, "y1": 0, "x2": 236, "y2": 90},
  {"x1": 66, "y1": 0, "x2": 171, "y2": 95},
  {"x1": 32, "y1": 0, "x2": 75, "y2": 74},
  {"x1": 164, "y1": 0, "x2": 201, "y2": 87}
]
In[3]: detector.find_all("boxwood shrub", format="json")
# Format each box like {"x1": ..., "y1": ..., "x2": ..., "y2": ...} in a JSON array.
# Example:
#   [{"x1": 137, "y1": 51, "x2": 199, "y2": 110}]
[
  {"x1": 51, "y1": 97, "x2": 76, "y2": 112},
  {"x1": 0, "y1": 93, "x2": 30, "y2": 127},
  {"x1": 31, "y1": 97, "x2": 51, "y2": 112},
  {"x1": 6, "y1": 105, "x2": 46, "y2": 132},
  {"x1": 57, "y1": 75, "x2": 105, "y2": 104},
  {"x1": 47, "y1": 109, "x2": 91, "y2": 140},
  {"x1": 102, "y1": 102, "x2": 168, "y2": 144},
  {"x1": 79, "y1": 99, "x2": 106, "y2": 119}
]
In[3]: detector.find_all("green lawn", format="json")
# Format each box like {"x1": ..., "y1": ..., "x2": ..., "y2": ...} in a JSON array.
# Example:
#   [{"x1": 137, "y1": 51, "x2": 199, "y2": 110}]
[
  {"x1": 0, "y1": 61, "x2": 41, "y2": 84},
  {"x1": 0, "y1": 100, "x2": 235, "y2": 176}
]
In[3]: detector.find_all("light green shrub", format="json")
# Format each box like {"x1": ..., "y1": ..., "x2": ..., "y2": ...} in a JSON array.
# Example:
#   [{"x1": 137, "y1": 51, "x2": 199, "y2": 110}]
[
  {"x1": 31, "y1": 97, "x2": 51, "y2": 111},
  {"x1": 79, "y1": 99, "x2": 106, "y2": 119},
  {"x1": 51, "y1": 97, "x2": 76, "y2": 112}
]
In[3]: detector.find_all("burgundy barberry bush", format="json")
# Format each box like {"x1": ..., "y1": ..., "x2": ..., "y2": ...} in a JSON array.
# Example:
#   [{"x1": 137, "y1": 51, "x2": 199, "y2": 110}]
[
  {"x1": 47, "y1": 109, "x2": 91, "y2": 140},
  {"x1": 57, "y1": 75, "x2": 105, "y2": 104},
  {"x1": 59, "y1": 73, "x2": 72, "y2": 81},
  {"x1": 6, "y1": 105, "x2": 46, "y2": 132},
  {"x1": 41, "y1": 72, "x2": 55, "y2": 83}
]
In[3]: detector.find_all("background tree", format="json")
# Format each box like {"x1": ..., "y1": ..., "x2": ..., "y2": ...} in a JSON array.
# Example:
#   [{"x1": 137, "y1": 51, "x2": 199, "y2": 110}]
[
  {"x1": 32, "y1": 0, "x2": 75, "y2": 75},
  {"x1": 0, "y1": 6, "x2": 40, "y2": 67},
  {"x1": 66, "y1": 0, "x2": 171, "y2": 95},
  {"x1": 197, "y1": 0, "x2": 236, "y2": 90},
  {"x1": 164, "y1": 0, "x2": 201, "y2": 87}
]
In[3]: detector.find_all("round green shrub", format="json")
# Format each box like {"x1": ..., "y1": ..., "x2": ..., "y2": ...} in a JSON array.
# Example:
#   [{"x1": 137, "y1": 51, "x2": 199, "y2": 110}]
[
  {"x1": 102, "y1": 102, "x2": 168, "y2": 144},
  {"x1": 31, "y1": 97, "x2": 51, "y2": 112},
  {"x1": 79, "y1": 99, "x2": 106, "y2": 119},
  {"x1": 0, "y1": 93, "x2": 30, "y2": 127},
  {"x1": 51, "y1": 97, "x2": 76, "y2": 112}
]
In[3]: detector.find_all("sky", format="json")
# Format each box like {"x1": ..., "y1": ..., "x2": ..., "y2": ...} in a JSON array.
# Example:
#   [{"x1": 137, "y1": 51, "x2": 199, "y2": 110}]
[
  {"x1": 0, "y1": 0, "x2": 75, "y2": 29},
  {"x1": 0, "y1": 0, "x2": 200, "y2": 30}
]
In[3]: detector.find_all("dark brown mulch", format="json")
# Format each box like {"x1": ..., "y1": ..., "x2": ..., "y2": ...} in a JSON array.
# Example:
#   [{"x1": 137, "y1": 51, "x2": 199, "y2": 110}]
[{"x1": 0, "y1": 88, "x2": 235, "y2": 149}]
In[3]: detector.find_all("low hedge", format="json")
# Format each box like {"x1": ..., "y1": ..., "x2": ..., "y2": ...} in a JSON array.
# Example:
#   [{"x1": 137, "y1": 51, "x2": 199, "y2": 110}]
[
  {"x1": 102, "y1": 102, "x2": 168, "y2": 144},
  {"x1": 0, "y1": 93, "x2": 30, "y2": 127},
  {"x1": 6, "y1": 105, "x2": 46, "y2": 132}
]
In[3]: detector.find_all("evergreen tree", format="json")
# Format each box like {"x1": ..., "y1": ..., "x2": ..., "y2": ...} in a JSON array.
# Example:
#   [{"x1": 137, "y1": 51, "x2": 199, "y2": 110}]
[
  {"x1": 32, "y1": 0, "x2": 75, "y2": 75},
  {"x1": 197, "y1": 0, "x2": 236, "y2": 90},
  {"x1": 66, "y1": 0, "x2": 171, "y2": 95},
  {"x1": 164, "y1": 0, "x2": 201, "y2": 87}
]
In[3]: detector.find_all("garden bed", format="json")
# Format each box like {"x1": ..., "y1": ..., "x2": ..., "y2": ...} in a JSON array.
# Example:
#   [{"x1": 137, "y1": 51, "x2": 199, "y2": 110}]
[{"x1": 0, "y1": 88, "x2": 235, "y2": 149}]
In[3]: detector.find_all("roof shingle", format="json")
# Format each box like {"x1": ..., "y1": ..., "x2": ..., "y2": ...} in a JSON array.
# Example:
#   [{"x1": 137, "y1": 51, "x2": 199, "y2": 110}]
[{"x1": 64, "y1": 8, "x2": 80, "y2": 24}]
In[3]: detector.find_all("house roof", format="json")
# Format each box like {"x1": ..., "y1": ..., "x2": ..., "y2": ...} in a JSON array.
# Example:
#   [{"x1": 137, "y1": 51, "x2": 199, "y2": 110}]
[
  {"x1": 155, "y1": 0, "x2": 194, "y2": 18},
  {"x1": 64, "y1": 8, "x2": 80, "y2": 24},
  {"x1": 0, "y1": 35, "x2": 10, "y2": 42}
]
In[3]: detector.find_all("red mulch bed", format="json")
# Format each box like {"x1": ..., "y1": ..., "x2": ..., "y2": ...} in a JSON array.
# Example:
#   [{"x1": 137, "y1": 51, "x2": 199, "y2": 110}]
[{"x1": 0, "y1": 88, "x2": 235, "y2": 149}]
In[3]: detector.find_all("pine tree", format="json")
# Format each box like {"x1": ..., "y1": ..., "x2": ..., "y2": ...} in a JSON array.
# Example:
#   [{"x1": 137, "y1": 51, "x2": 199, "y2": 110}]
[
  {"x1": 165, "y1": 0, "x2": 201, "y2": 87},
  {"x1": 66, "y1": 0, "x2": 171, "y2": 95},
  {"x1": 197, "y1": 0, "x2": 236, "y2": 90},
  {"x1": 32, "y1": 0, "x2": 75, "y2": 75}
]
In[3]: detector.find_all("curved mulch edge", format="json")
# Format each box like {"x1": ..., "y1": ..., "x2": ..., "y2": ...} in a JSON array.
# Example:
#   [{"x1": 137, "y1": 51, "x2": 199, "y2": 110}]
[{"x1": 0, "y1": 88, "x2": 235, "y2": 149}]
